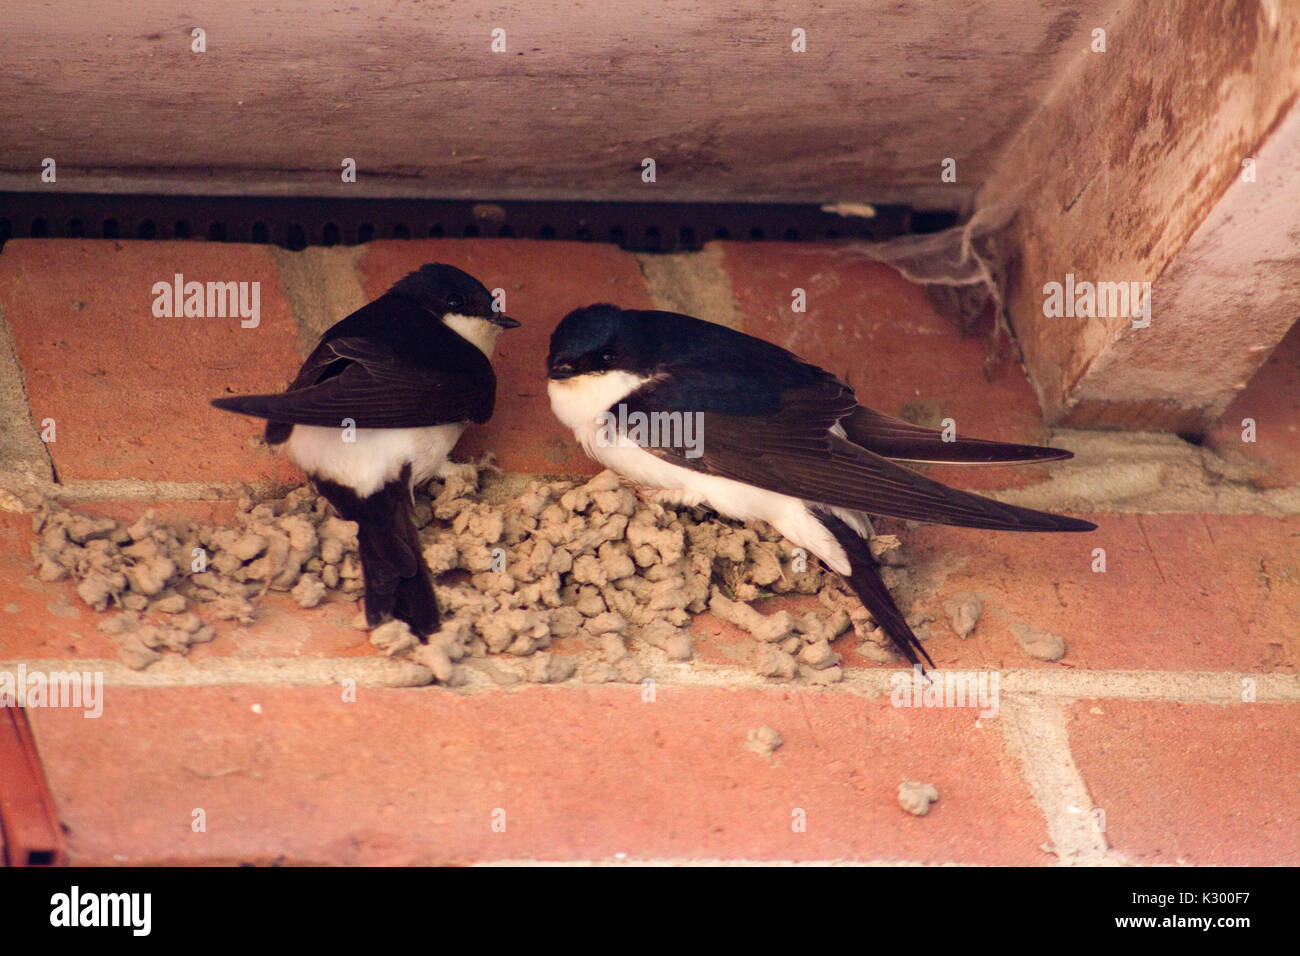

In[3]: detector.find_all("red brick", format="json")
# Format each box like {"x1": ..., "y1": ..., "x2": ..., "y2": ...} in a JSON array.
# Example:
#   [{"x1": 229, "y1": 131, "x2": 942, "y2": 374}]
[
  {"x1": 0, "y1": 240, "x2": 303, "y2": 485},
  {"x1": 1067, "y1": 700, "x2": 1300, "y2": 865},
  {"x1": 906, "y1": 514, "x2": 1298, "y2": 672},
  {"x1": 1204, "y1": 317, "x2": 1300, "y2": 488},
  {"x1": 1202, "y1": 514, "x2": 1300, "y2": 667},
  {"x1": 358, "y1": 240, "x2": 656, "y2": 475},
  {"x1": 30, "y1": 684, "x2": 1050, "y2": 864},
  {"x1": 718, "y1": 243, "x2": 1063, "y2": 492},
  {"x1": 679, "y1": 512, "x2": 1299, "y2": 674},
  {"x1": 688, "y1": 514, "x2": 1297, "y2": 674}
]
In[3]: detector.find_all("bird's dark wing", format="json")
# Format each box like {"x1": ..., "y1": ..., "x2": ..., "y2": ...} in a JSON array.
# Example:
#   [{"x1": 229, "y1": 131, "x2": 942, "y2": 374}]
[
  {"x1": 621, "y1": 375, "x2": 1095, "y2": 533},
  {"x1": 841, "y1": 405, "x2": 1072, "y2": 464},
  {"x1": 211, "y1": 332, "x2": 496, "y2": 429}
]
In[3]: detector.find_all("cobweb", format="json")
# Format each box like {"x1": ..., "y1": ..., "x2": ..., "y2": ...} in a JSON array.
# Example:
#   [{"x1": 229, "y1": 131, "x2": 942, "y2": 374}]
[{"x1": 809, "y1": 199, "x2": 1021, "y2": 379}]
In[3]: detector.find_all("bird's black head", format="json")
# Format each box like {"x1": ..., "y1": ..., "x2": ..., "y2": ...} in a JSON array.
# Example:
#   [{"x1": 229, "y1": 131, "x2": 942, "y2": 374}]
[
  {"x1": 547, "y1": 304, "x2": 658, "y2": 380},
  {"x1": 390, "y1": 263, "x2": 519, "y2": 328}
]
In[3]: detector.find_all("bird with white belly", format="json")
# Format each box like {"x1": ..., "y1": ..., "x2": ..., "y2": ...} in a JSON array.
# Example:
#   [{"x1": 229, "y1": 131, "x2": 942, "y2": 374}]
[
  {"x1": 212, "y1": 263, "x2": 519, "y2": 638},
  {"x1": 547, "y1": 304, "x2": 1094, "y2": 669}
]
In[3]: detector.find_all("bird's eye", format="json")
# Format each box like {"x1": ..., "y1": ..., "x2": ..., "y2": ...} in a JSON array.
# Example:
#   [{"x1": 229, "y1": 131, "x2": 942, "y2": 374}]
[
  {"x1": 600, "y1": 350, "x2": 616, "y2": 364},
  {"x1": 446, "y1": 294, "x2": 464, "y2": 311}
]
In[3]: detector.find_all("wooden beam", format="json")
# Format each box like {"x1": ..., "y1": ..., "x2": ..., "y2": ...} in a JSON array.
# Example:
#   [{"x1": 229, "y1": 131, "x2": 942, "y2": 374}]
[
  {"x1": 979, "y1": 0, "x2": 1300, "y2": 433},
  {"x1": 0, "y1": 0, "x2": 1112, "y2": 207}
]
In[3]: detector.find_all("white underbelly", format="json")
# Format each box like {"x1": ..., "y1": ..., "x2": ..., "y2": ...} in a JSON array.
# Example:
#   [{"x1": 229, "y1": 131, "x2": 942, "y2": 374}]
[
  {"x1": 547, "y1": 372, "x2": 852, "y2": 574},
  {"x1": 576, "y1": 421, "x2": 851, "y2": 575},
  {"x1": 283, "y1": 422, "x2": 465, "y2": 497}
]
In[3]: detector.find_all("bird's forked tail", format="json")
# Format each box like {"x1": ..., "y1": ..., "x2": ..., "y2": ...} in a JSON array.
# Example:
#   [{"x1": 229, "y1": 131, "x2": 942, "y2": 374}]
[{"x1": 818, "y1": 510, "x2": 934, "y2": 671}]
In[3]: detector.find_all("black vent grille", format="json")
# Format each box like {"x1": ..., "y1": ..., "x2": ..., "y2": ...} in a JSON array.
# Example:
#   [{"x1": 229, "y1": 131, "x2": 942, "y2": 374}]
[{"x1": 0, "y1": 193, "x2": 958, "y2": 253}]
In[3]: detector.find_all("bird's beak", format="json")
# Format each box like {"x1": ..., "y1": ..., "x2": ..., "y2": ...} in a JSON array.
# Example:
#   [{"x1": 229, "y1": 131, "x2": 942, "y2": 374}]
[
  {"x1": 491, "y1": 314, "x2": 521, "y2": 329},
  {"x1": 549, "y1": 360, "x2": 577, "y2": 380}
]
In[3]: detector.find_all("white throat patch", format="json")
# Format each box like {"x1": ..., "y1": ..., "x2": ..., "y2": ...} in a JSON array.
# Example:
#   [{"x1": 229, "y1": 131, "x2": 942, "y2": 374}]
[
  {"x1": 547, "y1": 370, "x2": 651, "y2": 433},
  {"x1": 443, "y1": 313, "x2": 504, "y2": 357}
]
